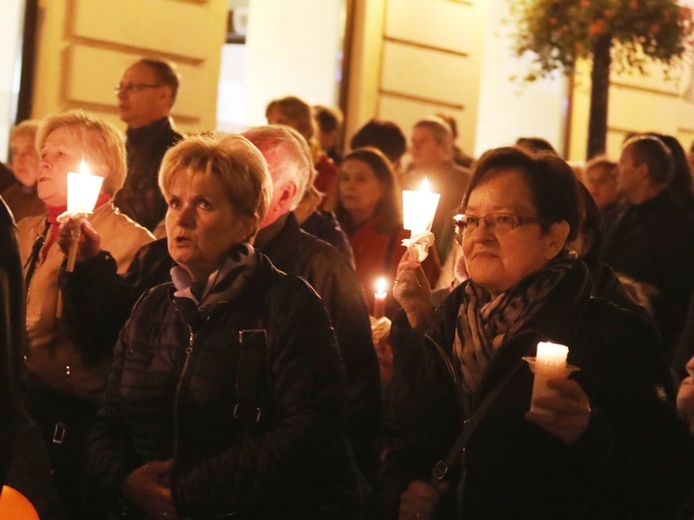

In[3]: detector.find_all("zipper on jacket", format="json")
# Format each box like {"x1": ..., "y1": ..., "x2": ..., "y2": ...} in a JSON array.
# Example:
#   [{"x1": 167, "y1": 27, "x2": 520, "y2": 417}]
[{"x1": 173, "y1": 326, "x2": 196, "y2": 459}]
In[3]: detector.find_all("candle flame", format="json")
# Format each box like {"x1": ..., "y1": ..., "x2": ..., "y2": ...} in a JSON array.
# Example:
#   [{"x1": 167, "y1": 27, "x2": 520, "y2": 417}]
[
  {"x1": 420, "y1": 178, "x2": 430, "y2": 192},
  {"x1": 376, "y1": 277, "x2": 387, "y2": 294},
  {"x1": 79, "y1": 158, "x2": 90, "y2": 175}
]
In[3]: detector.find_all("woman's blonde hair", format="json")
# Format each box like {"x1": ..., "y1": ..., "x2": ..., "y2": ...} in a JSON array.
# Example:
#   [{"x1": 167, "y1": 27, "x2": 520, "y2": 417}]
[
  {"x1": 159, "y1": 133, "x2": 273, "y2": 229},
  {"x1": 10, "y1": 119, "x2": 40, "y2": 143},
  {"x1": 36, "y1": 110, "x2": 126, "y2": 195}
]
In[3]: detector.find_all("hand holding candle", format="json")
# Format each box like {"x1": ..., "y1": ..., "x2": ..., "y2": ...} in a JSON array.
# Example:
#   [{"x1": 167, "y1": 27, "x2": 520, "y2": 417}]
[
  {"x1": 59, "y1": 159, "x2": 104, "y2": 272},
  {"x1": 402, "y1": 178, "x2": 440, "y2": 262},
  {"x1": 524, "y1": 342, "x2": 578, "y2": 415}
]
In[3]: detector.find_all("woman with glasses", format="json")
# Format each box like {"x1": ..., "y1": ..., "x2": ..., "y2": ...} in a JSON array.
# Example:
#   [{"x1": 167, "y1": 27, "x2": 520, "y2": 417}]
[{"x1": 375, "y1": 146, "x2": 693, "y2": 519}]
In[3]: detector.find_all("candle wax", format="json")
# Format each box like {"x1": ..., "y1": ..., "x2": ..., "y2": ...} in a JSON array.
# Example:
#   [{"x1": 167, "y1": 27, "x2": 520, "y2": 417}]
[{"x1": 536, "y1": 341, "x2": 568, "y2": 366}]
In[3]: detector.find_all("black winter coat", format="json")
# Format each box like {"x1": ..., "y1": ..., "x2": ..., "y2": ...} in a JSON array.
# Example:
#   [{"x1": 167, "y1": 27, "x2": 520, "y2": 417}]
[
  {"x1": 377, "y1": 259, "x2": 694, "y2": 519},
  {"x1": 114, "y1": 117, "x2": 182, "y2": 231},
  {"x1": 64, "y1": 213, "x2": 382, "y2": 484},
  {"x1": 89, "y1": 253, "x2": 360, "y2": 519}
]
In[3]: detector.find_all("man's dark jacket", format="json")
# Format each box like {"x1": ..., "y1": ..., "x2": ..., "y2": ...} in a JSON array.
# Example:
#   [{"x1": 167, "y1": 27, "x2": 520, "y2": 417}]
[
  {"x1": 113, "y1": 117, "x2": 182, "y2": 231},
  {"x1": 601, "y1": 188, "x2": 694, "y2": 362}
]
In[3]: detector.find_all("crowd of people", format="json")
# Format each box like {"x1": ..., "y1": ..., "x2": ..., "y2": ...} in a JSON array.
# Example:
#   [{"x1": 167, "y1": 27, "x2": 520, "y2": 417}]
[{"x1": 1, "y1": 56, "x2": 694, "y2": 520}]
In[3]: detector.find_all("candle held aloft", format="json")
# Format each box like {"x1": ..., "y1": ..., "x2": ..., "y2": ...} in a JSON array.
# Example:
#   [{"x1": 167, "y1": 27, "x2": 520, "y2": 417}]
[
  {"x1": 67, "y1": 159, "x2": 104, "y2": 214},
  {"x1": 64, "y1": 159, "x2": 104, "y2": 272},
  {"x1": 402, "y1": 178, "x2": 441, "y2": 233},
  {"x1": 373, "y1": 277, "x2": 387, "y2": 319}
]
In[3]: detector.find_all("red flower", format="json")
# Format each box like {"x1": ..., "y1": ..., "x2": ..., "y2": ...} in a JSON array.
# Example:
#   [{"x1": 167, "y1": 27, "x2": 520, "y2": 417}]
[{"x1": 589, "y1": 19, "x2": 608, "y2": 35}]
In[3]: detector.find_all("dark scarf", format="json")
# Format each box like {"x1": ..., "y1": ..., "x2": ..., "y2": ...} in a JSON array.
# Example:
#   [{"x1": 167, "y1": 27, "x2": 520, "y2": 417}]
[
  {"x1": 453, "y1": 253, "x2": 576, "y2": 394},
  {"x1": 171, "y1": 243, "x2": 258, "y2": 331}
]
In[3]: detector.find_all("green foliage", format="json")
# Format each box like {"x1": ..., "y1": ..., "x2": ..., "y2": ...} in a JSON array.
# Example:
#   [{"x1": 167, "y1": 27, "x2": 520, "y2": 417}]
[{"x1": 510, "y1": 0, "x2": 694, "y2": 80}]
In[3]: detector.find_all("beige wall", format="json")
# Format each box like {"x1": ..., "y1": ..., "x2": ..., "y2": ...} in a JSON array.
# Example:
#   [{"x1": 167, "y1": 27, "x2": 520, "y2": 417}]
[
  {"x1": 27, "y1": 0, "x2": 694, "y2": 162},
  {"x1": 345, "y1": 0, "x2": 570, "y2": 161},
  {"x1": 346, "y1": 0, "x2": 485, "y2": 158},
  {"x1": 242, "y1": 0, "x2": 344, "y2": 127},
  {"x1": 32, "y1": 0, "x2": 228, "y2": 134},
  {"x1": 568, "y1": 57, "x2": 694, "y2": 162}
]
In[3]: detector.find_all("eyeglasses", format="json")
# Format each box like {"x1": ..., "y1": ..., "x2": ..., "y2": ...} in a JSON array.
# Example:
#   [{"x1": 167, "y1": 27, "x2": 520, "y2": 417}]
[
  {"x1": 114, "y1": 83, "x2": 162, "y2": 94},
  {"x1": 453, "y1": 212, "x2": 544, "y2": 243}
]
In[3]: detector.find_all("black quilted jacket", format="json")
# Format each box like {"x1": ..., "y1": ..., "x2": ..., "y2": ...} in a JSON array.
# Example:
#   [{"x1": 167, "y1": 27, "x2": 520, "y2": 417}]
[{"x1": 89, "y1": 253, "x2": 360, "y2": 519}]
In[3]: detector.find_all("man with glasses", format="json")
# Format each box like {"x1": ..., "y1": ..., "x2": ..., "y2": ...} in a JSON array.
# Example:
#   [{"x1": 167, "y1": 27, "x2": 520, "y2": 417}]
[{"x1": 113, "y1": 58, "x2": 183, "y2": 233}]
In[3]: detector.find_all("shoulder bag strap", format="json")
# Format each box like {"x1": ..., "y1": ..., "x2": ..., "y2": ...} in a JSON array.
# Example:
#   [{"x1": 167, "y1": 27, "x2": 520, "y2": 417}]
[
  {"x1": 233, "y1": 328, "x2": 268, "y2": 423},
  {"x1": 24, "y1": 220, "x2": 50, "y2": 290},
  {"x1": 428, "y1": 359, "x2": 526, "y2": 486}
]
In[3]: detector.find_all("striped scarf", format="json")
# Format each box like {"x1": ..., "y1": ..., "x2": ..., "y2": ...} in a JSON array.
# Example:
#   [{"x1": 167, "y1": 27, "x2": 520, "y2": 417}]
[
  {"x1": 171, "y1": 243, "x2": 258, "y2": 322},
  {"x1": 453, "y1": 254, "x2": 575, "y2": 395}
]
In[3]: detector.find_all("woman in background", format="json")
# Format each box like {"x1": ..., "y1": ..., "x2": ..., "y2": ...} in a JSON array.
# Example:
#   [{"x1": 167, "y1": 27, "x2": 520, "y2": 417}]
[
  {"x1": 3, "y1": 120, "x2": 45, "y2": 221},
  {"x1": 337, "y1": 147, "x2": 440, "y2": 318},
  {"x1": 17, "y1": 110, "x2": 153, "y2": 518}
]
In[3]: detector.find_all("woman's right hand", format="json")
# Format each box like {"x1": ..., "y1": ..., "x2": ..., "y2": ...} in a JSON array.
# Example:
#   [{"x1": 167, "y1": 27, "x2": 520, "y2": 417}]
[
  {"x1": 57, "y1": 217, "x2": 102, "y2": 262},
  {"x1": 122, "y1": 459, "x2": 179, "y2": 520},
  {"x1": 393, "y1": 249, "x2": 434, "y2": 328},
  {"x1": 399, "y1": 480, "x2": 449, "y2": 520}
]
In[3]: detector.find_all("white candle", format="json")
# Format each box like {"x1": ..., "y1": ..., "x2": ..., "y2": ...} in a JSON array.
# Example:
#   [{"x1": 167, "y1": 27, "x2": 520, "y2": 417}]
[
  {"x1": 536, "y1": 341, "x2": 568, "y2": 367},
  {"x1": 402, "y1": 178, "x2": 441, "y2": 233},
  {"x1": 67, "y1": 159, "x2": 104, "y2": 214},
  {"x1": 65, "y1": 159, "x2": 103, "y2": 272},
  {"x1": 373, "y1": 277, "x2": 387, "y2": 319},
  {"x1": 530, "y1": 341, "x2": 570, "y2": 415}
]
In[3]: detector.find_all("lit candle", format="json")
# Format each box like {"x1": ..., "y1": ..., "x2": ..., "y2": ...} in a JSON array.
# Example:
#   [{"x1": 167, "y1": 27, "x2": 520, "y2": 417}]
[
  {"x1": 402, "y1": 178, "x2": 441, "y2": 234},
  {"x1": 65, "y1": 159, "x2": 104, "y2": 272},
  {"x1": 530, "y1": 341, "x2": 570, "y2": 415},
  {"x1": 536, "y1": 341, "x2": 568, "y2": 367},
  {"x1": 373, "y1": 277, "x2": 387, "y2": 319}
]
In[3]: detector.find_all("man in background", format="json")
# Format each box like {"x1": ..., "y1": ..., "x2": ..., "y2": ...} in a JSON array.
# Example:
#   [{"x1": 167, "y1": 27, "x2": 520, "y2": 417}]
[
  {"x1": 113, "y1": 58, "x2": 183, "y2": 233},
  {"x1": 402, "y1": 116, "x2": 471, "y2": 262},
  {"x1": 602, "y1": 136, "x2": 694, "y2": 365}
]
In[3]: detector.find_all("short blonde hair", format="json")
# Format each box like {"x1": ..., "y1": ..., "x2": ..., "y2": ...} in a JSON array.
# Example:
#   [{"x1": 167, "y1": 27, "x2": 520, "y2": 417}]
[
  {"x1": 159, "y1": 133, "x2": 272, "y2": 228},
  {"x1": 36, "y1": 110, "x2": 126, "y2": 195},
  {"x1": 10, "y1": 119, "x2": 40, "y2": 143}
]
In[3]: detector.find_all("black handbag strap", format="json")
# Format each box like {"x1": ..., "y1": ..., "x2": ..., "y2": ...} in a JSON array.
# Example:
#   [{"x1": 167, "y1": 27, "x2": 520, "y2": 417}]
[
  {"x1": 428, "y1": 359, "x2": 525, "y2": 485},
  {"x1": 24, "y1": 219, "x2": 50, "y2": 290},
  {"x1": 233, "y1": 328, "x2": 268, "y2": 423}
]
